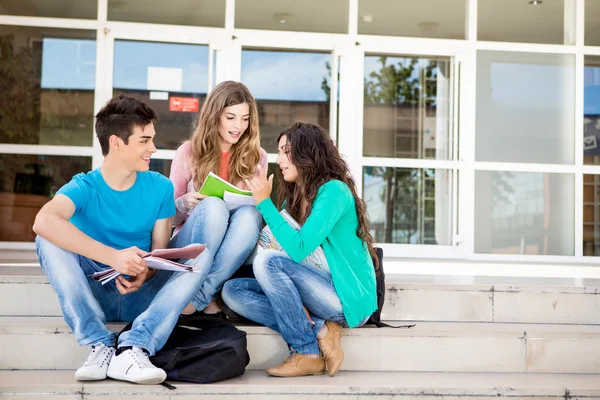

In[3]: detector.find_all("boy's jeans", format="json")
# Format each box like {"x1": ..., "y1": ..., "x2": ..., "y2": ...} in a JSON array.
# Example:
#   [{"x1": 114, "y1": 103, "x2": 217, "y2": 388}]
[
  {"x1": 222, "y1": 249, "x2": 366, "y2": 355},
  {"x1": 35, "y1": 236, "x2": 212, "y2": 356},
  {"x1": 169, "y1": 197, "x2": 262, "y2": 312}
]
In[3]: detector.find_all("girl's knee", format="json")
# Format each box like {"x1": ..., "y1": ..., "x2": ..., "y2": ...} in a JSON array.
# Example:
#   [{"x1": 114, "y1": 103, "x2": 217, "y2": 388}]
[
  {"x1": 221, "y1": 279, "x2": 243, "y2": 310},
  {"x1": 235, "y1": 206, "x2": 262, "y2": 230},
  {"x1": 252, "y1": 249, "x2": 283, "y2": 280},
  {"x1": 192, "y1": 197, "x2": 228, "y2": 220}
]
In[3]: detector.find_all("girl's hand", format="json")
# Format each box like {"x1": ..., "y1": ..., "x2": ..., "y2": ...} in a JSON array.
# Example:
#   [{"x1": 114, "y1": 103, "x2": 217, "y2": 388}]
[
  {"x1": 245, "y1": 164, "x2": 274, "y2": 204},
  {"x1": 176, "y1": 192, "x2": 206, "y2": 212}
]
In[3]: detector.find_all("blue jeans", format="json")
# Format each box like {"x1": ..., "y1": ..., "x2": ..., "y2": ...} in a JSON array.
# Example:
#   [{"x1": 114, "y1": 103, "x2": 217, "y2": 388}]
[
  {"x1": 35, "y1": 236, "x2": 213, "y2": 356},
  {"x1": 169, "y1": 197, "x2": 262, "y2": 311},
  {"x1": 222, "y1": 249, "x2": 364, "y2": 355}
]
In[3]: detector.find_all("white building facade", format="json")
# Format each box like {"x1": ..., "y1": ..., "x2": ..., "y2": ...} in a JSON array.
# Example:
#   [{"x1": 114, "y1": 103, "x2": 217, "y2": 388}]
[{"x1": 1, "y1": 0, "x2": 599, "y2": 279}]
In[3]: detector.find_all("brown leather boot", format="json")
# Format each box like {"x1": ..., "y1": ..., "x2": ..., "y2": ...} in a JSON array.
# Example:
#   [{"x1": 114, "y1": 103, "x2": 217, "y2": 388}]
[
  {"x1": 317, "y1": 321, "x2": 344, "y2": 376},
  {"x1": 266, "y1": 351, "x2": 325, "y2": 377}
]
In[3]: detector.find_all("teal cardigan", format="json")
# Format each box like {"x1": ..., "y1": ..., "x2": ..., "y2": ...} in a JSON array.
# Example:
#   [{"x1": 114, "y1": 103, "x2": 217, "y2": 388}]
[{"x1": 256, "y1": 180, "x2": 377, "y2": 328}]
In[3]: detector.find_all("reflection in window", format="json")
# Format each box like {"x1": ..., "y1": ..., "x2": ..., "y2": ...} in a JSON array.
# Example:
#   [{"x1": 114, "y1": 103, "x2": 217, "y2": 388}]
[
  {"x1": 0, "y1": 0, "x2": 97, "y2": 19},
  {"x1": 113, "y1": 40, "x2": 209, "y2": 150},
  {"x1": 363, "y1": 55, "x2": 451, "y2": 159},
  {"x1": 0, "y1": 27, "x2": 96, "y2": 146},
  {"x1": 584, "y1": 57, "x2": 600, "y2": 165},
  {"x1": 585, "y1": 0, "x2": 600, "y2": 46},
  {"x1": 108, "y1": 0, "x2": 225, "y2": 27},
  {"x1": 478, "y1": 0, "x2": 565, "y2": 44},
  {"x1": 476, "y1": 51, "x2": 575, "y2": 164},
  {"x1": 475, "y1": 171, "x2": 574, "y2": 255},
  {"x1": 0, "y1": 154, "x2": 91, "y2": 242},
  {"x1": 363, "y1": 167, "x2": 452, "y2": 245},
  {"x1": 149, "y1": 159, "x2": 172, "y2": 178},
  {"x1": 583, "y1": 174, "x2": 600, "y2": 256},
  {"x1": 358, "y1": 0, "x2": 465, "y2": 40},
  {"x1": 241, "y1": 49, "x2": 331, "y2": 153},
  {"x1": 236, "y1": 0, "x2": 348, "y2": 34}
]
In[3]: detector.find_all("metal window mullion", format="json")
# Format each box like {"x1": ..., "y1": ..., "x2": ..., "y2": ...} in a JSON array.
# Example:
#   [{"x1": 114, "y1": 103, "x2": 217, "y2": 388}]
[
  {"x1": 362, "y1": 157, "x2": 458, "y2": 170},
  {"x1": 0, "y1": 144, "x2": 94, "y2": 156},
  {"x1": 584, "y1": 46, "x2": 600, "y2": 56},
  {"x1": 466, "y1": 0, "x2": 477, "y2": 42},
  {"x1": 348, "y1": 0, "x2": 358, "y2": 36},
  {"x1": 329, "y1": 51, "x2": 339, "y2": 144},
  {"x1": 0, "y1": 15, "x2": 98, "y2": 29},
  {"x1": 153, "y1": 150, "x2": 176, "y2": 160},
  {"x1": 474, "y1": 162, "x2": 578, "y2": 174},
  {"x1": 574, "y1": 0, "x2": 585, "y2": 256},
  {"x1": 92, "y1": 25, "x2": 112, "y2": 170},
  {"x1": 476, "y1": 41, "x2": 577, "y2": 55}
]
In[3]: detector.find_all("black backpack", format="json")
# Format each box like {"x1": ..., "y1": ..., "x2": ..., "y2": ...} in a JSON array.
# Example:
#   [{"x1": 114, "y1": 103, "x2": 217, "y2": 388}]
[
  {"x1": 368, "y1": 247, "x2": 415, "y2": 328},
  {"x1": 118, "y1": 316, "x2": 249, "y2": 387}
]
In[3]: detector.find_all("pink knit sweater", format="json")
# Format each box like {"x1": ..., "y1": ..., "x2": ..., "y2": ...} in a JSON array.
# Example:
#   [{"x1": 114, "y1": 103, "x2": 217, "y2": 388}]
[{"x1": 169, "y1": 141, "x2": 269, "y2": 235}]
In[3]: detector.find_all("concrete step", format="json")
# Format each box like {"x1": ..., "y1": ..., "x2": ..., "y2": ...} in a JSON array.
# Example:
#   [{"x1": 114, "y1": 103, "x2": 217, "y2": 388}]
[
  {"x1": 1, "y1": 370, "x2": 600, "y2": 399},
  {"x1": 3, "y1": 265, "x2": 600, "y2": 325},
  {"x1": 2, "y1": 317, "x2": 600, "y2": 374}
]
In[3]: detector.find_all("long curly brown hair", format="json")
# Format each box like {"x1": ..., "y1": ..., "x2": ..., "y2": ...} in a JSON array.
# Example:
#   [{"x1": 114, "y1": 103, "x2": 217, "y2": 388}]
[{"x1": 276, "y1": 122, "x2": 378, "y2": 267}]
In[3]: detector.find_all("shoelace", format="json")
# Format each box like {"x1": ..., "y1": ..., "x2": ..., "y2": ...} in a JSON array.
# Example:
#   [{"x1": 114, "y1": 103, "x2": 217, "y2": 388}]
[
  {"x1": 84, "y1": 345, "x2": 112, "y2": 367},
  {"x1": 283, "y1": 350, "x2": 298, "y2": 364},
  {"x1": 131, "y1": 348, "x2": 155, "y2": 369}
]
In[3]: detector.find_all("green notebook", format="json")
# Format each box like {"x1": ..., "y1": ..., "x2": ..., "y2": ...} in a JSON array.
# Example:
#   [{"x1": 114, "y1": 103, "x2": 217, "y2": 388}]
[{"x1": 198, "y1": 172, "x2": 252, "y2": 198}]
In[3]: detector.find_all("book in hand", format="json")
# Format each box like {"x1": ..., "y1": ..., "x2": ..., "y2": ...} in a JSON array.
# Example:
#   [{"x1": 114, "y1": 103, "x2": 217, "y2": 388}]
[
  {"x1": 257, "y1": 210, "x2": 329, "y2": 272},
  {"x1": 198, "y1": 172, "x2": 256, "y2": 211},
  {"x1": 92, "y1": 244, "x2": 206, "y2": 285}
]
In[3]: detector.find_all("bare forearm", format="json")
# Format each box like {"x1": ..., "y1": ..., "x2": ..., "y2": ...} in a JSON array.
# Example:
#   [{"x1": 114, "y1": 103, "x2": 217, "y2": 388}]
[{"x1": 33, "y1": 214, "x2": 115, "y2": 265}]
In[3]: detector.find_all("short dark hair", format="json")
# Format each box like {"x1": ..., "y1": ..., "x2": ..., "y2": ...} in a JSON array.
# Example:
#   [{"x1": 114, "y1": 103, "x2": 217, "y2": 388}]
[{"x1": 95, "y1": 95, "x2": 158, "y2": 156}]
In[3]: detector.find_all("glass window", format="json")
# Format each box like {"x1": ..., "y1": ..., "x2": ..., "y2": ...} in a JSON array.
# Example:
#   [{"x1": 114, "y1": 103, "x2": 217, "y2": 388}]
[
  {"x1": 476, "y1": 51, "x2": 575, "y2": 164},
  {"x1": 363, "y1": 167, "x2": 453, "y2": 245},
  {"x1": 584, "y1": 56, "x2": 600, "y2": 165},
  {"x1": 149, "y1": 159, "x2": 172, "y2": 178},
  {"x1": 358, "y1": 0, "x2": 465, "y2": 40},
  {"x1": 584, "y1": 174, "x2": 600, "y2": 256},
  {"x1": 108, "y1": 0, "x2": 225, "y2": 27},
  {"x1": 474, "y1": 171, "x2": 574, "y2": 255},
  {"x1": 0, "y1": 154, "x2": 91, "y2": 242},
  {"x1": 0, "y1": 26, "x2": 96, "y2": 146},
  {"x1": 0, "y1": 0, "x2": 97, "y2": 19},
  {"x1": 364, "y1": 55, "x2": 452, "y2": 159},
  {"x1": 113, "y1": 40, "x2": 209, "y2": 150},
  {"x1": 241, "y1": 49, "x2": 331, "y2": 153},
  {"x1": 478, "y1": 0, "x2": 565, "y2": 44},
  {"x1": 585, "y1": 0, "x2": 600, "y2": 46},
  {"x1": 235, "y1": 0, "x2": 348, "y2": 34}
]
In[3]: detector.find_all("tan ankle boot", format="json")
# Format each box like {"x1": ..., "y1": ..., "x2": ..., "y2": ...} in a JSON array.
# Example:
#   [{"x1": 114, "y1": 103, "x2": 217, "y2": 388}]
[
  {"x1": 266, "y1": 351, "x2": 325, "y2": 377},
  {"x1": 318, "y1": 321, "x2": 344, "y2": 376}
]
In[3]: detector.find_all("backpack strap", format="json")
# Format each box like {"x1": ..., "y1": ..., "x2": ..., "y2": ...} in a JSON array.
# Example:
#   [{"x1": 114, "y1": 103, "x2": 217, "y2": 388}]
[{"x1": 370, "y1": 320, "x2": 416, "y2": 329}]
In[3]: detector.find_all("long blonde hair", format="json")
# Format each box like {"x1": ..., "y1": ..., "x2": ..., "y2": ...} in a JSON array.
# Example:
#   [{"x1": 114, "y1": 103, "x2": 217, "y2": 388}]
[{"x1": 190, "y1": 81, "x2": 261, "y2": 189}]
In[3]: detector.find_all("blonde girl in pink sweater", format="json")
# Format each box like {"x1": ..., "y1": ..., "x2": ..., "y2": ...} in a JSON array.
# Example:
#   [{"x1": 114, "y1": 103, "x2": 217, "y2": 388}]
[{"x1": 169, "y1": 81, "x2": 268, "y2": 319}]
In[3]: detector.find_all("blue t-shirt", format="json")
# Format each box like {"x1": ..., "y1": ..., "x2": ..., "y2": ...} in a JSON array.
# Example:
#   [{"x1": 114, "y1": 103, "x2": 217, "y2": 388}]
[{"x1": 57, "y1": 169, "x2": 175, "y2": 252}]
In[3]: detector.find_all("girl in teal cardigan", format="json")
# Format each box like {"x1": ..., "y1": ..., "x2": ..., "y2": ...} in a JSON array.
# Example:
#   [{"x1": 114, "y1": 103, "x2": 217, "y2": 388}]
[{"x1": 222, "y1": 122, "x2": 377, "y2": 378}]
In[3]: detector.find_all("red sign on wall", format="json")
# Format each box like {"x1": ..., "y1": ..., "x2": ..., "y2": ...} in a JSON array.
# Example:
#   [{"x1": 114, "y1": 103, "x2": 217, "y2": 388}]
[{"x1": 169, "y1": 97, "x2": 199, "y2": 113}]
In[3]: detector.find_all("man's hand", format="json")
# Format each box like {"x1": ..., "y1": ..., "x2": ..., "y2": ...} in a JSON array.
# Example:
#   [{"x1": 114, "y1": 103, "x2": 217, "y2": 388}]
[
  {"x1": 244, "y1": 164, "x2": 273, "y2": 204},
  {"x1": 108, "y1": 247, "x2": 148, "y2": 277},
  {"x1": 176, "y1": 192, "x2": 206, "y2": 212},
  {"x1": 115, "y1": 268, "x2": 150, "y2": 295}
]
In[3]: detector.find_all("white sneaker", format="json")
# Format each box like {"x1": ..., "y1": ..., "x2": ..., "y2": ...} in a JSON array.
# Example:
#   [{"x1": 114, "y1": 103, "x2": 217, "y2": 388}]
[
  {"x1": 74, "y1": 343, "x2": 116, "y2": 381},
  {"x1": 107, "y1": 346, "x2": 167, "y2": 385}
]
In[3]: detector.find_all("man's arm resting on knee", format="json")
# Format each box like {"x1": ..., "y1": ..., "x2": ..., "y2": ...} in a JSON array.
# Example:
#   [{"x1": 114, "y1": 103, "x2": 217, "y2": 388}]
[{"x1": 33, "y1": 194, "x2": 146, "y2": 277}]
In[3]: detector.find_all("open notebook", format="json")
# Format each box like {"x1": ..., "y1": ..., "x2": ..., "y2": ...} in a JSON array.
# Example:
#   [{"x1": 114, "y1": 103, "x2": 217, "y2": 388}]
[
  {"x1": 257, "y1": 210, "x2": 329, "y2": 272},
  {"x1": 92, "y1": 244, "x2": 206, "y2": 285},
  {"x1": 199, "y1": 172, "x2": 256, "y2": 211}
]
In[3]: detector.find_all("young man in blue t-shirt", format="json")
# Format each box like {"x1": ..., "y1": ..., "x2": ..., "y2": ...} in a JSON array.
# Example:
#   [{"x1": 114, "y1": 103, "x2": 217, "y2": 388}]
[{"x1": 33, "y1": 95, "x2": 211, "y2": 385}]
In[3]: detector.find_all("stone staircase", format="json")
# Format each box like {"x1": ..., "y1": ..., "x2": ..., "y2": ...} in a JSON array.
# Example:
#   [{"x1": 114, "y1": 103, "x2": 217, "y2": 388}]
[{"x1": 1, "y1": 264, "x2": 600, "y2": 398}]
